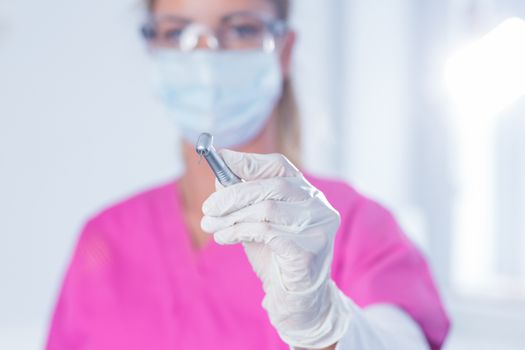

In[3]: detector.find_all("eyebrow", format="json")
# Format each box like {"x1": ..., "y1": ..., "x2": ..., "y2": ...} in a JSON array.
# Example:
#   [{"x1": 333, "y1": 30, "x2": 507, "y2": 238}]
[
  {"x1": 221, "y1": 10, "x2": 275, "y2": 23},
  {"x1": 150, "y1": 13, "x2": 192, "y2": 24},
  {"x1": 151, "y1": 10, "x2": 275, "y2": 24}
]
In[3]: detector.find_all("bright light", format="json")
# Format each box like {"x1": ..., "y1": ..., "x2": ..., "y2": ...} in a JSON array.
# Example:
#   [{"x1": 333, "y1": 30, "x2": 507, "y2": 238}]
[{"x1": 445, "y1": 17, "x2": 525, "y2": 116}]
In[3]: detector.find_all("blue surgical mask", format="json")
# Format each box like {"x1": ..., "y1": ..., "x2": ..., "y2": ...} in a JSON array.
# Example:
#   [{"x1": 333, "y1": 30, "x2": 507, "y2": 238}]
[{"x1": 152, "y1": 50, "x2": 283, "y2": 148}]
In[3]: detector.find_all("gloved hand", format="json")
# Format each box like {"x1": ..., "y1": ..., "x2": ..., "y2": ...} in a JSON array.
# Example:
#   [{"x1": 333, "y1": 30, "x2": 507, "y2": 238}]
[{"x1": 201, "y1": 150, "x2": 352, "y2": 349}]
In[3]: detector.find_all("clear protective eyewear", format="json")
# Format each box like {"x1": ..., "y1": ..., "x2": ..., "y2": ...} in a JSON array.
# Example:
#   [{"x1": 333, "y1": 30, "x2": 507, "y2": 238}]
[{"x1": 141, "y1": 12, "x2": 288, "y2": 52}]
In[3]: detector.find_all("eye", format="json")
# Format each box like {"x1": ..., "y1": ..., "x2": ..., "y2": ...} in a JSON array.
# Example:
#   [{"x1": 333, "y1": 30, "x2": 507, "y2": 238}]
[
  {"x1": 163, "y1": 28, "x2": 185, "y2": 41},
  {"x1": 231, "y1": 24, "x2": 261, "y2": 38}
]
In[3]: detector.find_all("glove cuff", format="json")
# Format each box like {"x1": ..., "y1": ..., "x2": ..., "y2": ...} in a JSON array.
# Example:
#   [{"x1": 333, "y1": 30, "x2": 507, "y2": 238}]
[{"x1": 278, "y1": 280, "x2": 353, "y2": 349}]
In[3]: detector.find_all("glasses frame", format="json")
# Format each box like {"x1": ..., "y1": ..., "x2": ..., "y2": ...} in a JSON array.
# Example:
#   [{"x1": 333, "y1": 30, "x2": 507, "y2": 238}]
[{"x1": 141, "y1": 11, "x2": 289, "y2": 52}]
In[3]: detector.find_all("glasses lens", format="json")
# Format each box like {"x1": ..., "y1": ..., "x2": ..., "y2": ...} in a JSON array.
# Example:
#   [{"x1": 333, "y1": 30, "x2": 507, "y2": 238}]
[
  {"x1": 220, "y1": 14, "x2": 274, "y2": 50},
  {"x1": 143, "y1": 17, "x2": 190, "y2": 49}
]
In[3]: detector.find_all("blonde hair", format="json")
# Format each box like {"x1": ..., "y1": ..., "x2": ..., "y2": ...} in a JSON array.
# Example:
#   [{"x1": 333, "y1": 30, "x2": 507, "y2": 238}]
[{"x1": 146, "y1": 0, "x2": 302, "y2": 165}]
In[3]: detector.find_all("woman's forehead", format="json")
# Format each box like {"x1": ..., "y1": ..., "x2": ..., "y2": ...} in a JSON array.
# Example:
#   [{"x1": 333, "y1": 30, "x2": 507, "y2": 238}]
[{"x1": 152, "y1": 0, "x2": 277, "y2": 22}]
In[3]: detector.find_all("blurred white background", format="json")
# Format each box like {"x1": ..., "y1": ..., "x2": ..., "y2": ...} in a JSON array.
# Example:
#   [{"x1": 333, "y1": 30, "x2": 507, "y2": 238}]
[{"x1": 1, "y1": 0, "x2": 525, "y2": 349}]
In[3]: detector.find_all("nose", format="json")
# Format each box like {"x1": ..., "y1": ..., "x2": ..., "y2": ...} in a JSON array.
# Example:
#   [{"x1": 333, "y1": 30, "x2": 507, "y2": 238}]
[{"x1": 196, "y1": 35, "x2": 219, "y2": 50}]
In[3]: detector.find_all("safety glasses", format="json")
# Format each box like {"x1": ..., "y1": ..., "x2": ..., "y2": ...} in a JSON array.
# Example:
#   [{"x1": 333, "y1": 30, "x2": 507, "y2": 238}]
[{"x1": 141, "y1": 11, "x2": 288, "y2": 52}]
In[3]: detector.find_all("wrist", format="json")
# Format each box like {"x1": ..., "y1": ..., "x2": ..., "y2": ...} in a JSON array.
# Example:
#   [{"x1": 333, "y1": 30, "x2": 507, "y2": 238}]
[
  {"x1": 277, "y1": 280, "x2": 351, "y2": 349},
  {"x1": 291, "y1": 341, "x2": 338, "y2": 350}
]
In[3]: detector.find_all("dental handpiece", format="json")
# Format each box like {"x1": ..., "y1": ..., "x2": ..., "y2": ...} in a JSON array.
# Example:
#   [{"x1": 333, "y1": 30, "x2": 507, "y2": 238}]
[{"x1": 195, "y1": 133, "x2": 242, "y2": 187}]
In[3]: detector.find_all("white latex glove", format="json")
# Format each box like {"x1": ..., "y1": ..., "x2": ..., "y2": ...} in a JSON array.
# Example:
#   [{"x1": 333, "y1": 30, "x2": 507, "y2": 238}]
[{"x1": 201, "y1": 150, "x2": 352, "y2": 349}]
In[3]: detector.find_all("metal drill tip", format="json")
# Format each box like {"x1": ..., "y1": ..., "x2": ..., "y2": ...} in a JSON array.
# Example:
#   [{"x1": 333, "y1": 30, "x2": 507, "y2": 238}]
[
  {"x1": 196, "y1": 132, "x2": 213, "y2": 156},
  {"x1": 194, "y1": 132, "x2": 242, "y2": 187}
]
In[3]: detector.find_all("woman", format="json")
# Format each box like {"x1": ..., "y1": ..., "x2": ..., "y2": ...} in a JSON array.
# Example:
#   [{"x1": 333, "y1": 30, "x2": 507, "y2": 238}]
[{"x1": 46, "y1": 0, "x2": 450, "y2": 349}]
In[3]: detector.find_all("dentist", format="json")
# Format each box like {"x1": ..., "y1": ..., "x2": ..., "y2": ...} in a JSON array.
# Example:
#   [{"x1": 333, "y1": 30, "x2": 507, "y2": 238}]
[{"x1": 46, "y1": 0, "x2": 450, "y2": 349}]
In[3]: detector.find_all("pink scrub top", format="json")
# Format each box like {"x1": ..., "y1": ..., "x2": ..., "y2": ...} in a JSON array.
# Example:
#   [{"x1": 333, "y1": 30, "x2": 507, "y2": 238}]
[{"x1": 46, "y1": 173, "x2": 450, "y2": 350}]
